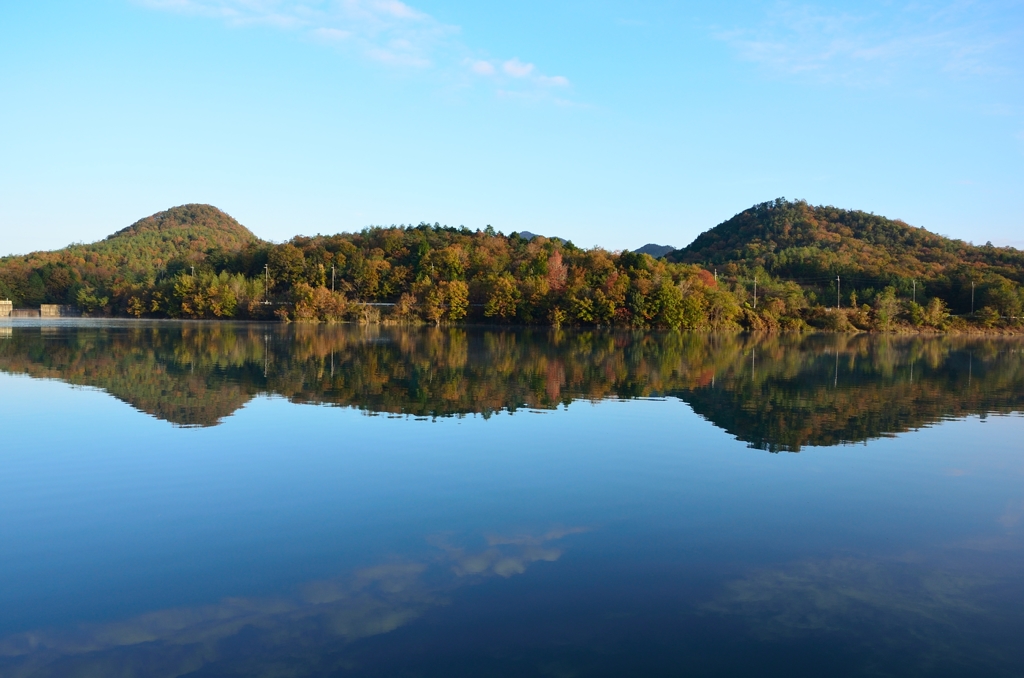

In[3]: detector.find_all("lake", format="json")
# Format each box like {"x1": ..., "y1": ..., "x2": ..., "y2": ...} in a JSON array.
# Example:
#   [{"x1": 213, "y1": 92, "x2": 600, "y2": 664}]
[{"x1": 1, "y1": 321, "x2": 1022, "y2": 677}]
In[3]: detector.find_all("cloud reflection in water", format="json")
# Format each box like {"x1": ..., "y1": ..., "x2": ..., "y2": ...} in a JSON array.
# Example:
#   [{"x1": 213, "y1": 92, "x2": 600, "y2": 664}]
[
  {"x1": 0, "y1": 528, "x2": 583, "y2": 678},
  {"x1": 703, "y1": 547, "x2": 1024, "y2": 674}
]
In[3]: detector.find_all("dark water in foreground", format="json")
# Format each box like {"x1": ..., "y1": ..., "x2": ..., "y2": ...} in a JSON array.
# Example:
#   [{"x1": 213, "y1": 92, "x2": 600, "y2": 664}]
[{"x1": 1, "y1": 321, "x2": 1023, "y2": 677}]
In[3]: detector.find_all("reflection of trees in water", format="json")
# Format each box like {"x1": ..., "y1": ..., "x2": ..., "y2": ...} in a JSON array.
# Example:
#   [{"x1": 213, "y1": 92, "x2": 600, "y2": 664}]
[
  {"x1": 681, "y1": 335, "x2": 1024, "y2": 451},
  {"x1": 0, "y1": 324, "x2": 1021, "y2": 449},
  {"x1": 0, "y1": 528, "x2": 582, "y2": 678}
]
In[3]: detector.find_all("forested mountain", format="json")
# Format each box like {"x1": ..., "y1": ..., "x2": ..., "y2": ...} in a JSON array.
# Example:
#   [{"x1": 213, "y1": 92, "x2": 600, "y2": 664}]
[
  {"x1": 0, "y1": 205, "x2": 257, "y2": 310},
  {"x1": 0, "y1": 200, "x2": 1021, "y2": 330},
  {"x1": 666, "y1": 198, "x2": 1024, "y2": 318}
]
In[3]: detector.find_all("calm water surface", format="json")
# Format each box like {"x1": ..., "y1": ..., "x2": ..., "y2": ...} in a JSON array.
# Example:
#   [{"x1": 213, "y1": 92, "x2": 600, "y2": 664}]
[{"x1": 0, "y1": 321, "x2": 1022, "y2": 677}]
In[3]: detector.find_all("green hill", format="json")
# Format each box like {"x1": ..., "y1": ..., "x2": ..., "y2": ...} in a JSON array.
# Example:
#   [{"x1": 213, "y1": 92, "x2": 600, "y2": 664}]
[
  {"x1": 666, "y1": 199, "x2": 1024, "y2": 317},
  {"x1": 0, "y1": 204, "x2": 258, "y2": 308},
  {"x1": 105, "y1": 203, "x2": 255, "y2": 251}
]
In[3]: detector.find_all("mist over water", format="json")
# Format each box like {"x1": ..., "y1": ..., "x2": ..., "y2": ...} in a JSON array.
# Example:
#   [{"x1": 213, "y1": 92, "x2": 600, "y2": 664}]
[{"x1": 1, "y1": 321, "x2": 1022, "y2": 676}]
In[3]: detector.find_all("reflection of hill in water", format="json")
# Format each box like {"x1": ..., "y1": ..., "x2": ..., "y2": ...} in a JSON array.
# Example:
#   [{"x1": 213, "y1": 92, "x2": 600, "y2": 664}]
[
  {"x1": 678, "y1": 338, "x2": 1024, "y2": 451},
  {"x1": 0, "y1": 323, "x2": 1021, "y2": 450},
  {"x1": 0, "y1": 324, "x2": 259, "y2": 427}
]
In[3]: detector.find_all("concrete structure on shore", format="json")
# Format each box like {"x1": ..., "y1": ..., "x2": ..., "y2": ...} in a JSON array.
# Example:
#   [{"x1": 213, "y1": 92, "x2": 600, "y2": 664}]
[
  {"x1": 40, "y1": 305, "x2": 79, "y2": 317},
  {"x1": 0, "y1": 303, "x2": 80, "y2": 318}
]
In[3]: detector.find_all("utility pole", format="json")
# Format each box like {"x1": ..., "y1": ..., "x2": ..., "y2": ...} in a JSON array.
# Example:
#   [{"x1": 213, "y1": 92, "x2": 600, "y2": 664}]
[
  {"x1": 971, "y1": 281, "x2": 976, "y2": 315},
  {"x1": 837, "y1": 276, "x2": 841, "y2": 309},
  {"x1": 912, "y1": 279, "x2": 916, "y2": 305},
  {"x1": 332, "y1": 265, "x2": 336, "y2": 293},
  {"x1": 265, "y1": 264, "x2": 270, "y2": 304},
  {"x1": 753, "y1": 276, "x2": 757, "y2": 310}
]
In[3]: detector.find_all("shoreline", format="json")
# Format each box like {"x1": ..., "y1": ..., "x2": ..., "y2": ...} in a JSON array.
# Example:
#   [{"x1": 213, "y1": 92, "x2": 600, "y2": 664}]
[{"x1": 1, "y1": 315, "x2": 1020, "y2": 336}]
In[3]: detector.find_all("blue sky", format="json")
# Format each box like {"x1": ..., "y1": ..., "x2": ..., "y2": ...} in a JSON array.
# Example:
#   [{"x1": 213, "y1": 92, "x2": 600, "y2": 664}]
[{"x1": 1, "y1": 0, "x2": 1022, "y2": 255}]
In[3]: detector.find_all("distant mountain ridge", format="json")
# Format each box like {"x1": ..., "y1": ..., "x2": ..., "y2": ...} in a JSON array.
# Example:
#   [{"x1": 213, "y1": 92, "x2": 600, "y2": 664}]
[
  {"x1": 634, "y1": 244, "x2": 674, "y2": 258},
  {"x1": 516, "y1": 230, "x2": 566, "y2": 245}
]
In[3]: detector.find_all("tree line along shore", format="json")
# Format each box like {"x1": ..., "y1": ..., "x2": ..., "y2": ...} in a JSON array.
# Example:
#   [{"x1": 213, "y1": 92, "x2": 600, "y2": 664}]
[{"x1": 1, "y1": 200, "x2": 1022, "y2": 332}]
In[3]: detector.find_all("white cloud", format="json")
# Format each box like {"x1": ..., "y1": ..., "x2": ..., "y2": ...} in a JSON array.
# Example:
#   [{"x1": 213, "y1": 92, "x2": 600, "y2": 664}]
[
  {"x1": 537, "y1": 74, "x2": 570, "y2": 87},
  {"x1": 469, "y1": 59, "x2": 495, "y2": 76},
  {"x1": 502, "y1": 58, "x2": 535, "y2": 78},
  {"x1": 137, "y1": 0, "x2": 572, "y2": 99},
  {"x1": 137, "y1": 0, "x2": 450, "y2": 67},
  {"x1": 369, "y1": 0, "x2": 424, "y2": 21},
  {"x1": 466, "y1": 56, "x2": 568, "y2": 90},
  {"x1": 716, "y1": 1, "x2": 1023, "y2": 86},
  {"x1": 311, "y1": 27, "x2": 351, "y2": 41},
  {"x1": 365, "y1": 45, "x2": 429, "y2": 67}
]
